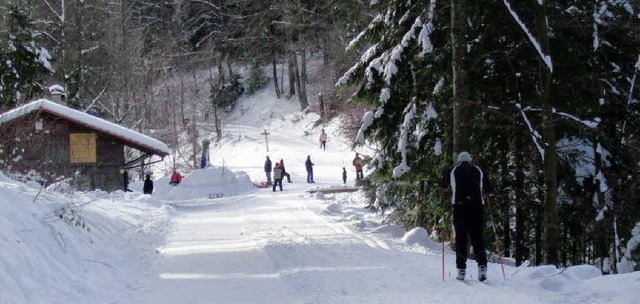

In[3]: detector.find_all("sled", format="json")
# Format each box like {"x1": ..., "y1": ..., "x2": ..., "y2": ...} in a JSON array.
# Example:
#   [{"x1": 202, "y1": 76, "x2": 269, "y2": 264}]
[
  {"x1": 253, "y1": 182, "x2": 272, "y2": 189},
  {"x1": 208, "y1": 193, "x2": 224, "y2": 199}
]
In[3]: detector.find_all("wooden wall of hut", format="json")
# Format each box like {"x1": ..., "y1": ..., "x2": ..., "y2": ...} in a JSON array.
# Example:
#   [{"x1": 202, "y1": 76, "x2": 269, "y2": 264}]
[{"x1": 0, "y1": 111, "x2": 126, "y2": 192}]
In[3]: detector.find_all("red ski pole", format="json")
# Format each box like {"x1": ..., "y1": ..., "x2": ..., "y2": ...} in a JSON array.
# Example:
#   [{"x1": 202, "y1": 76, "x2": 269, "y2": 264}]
[{"x1": 485, "y1": 195, "x2": 506, "y2": 280}]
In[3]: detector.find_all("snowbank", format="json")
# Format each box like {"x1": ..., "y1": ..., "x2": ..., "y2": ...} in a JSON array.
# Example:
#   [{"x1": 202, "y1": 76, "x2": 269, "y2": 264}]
[
  {"x1": 146, "y1": 166, "x2": 255, "y2": 201},
  {"x1": 0, "y1": 171, "x2": 172, "y2": 303}
]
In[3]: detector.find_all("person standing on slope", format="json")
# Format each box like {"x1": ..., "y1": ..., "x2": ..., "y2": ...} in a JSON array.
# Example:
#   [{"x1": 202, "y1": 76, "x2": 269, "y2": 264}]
[
  {"x1": 305, "y1": 155, "x2": 315, "y2": 183},
  {"x1": 342, "y1": 167, "x2": 347, "y2": 184},
  {"x1": 439, "y1": 151, "x2": 492, "y2": 282},
  {"x1": 122, "y1": 169, "x2": 130, "y2": 192},
  {"x1": 353, "y1": 153, "x2": 364, "y2": 180},
  {"x1": 169, "y1": 170, "x2": 182, "y2": 186},
  {"x1": 272, "y1": 162, "x2": 283, "y2": 192},
  {"x1": 264, "y1": 156, "x2": 273, "y2": 184},
  {"x1": 319, "y1": 129, "x2": 327, "y2": 151},
  {"x1": 279, "y1": 159, "x2": 292, "y2": 183},
  {"x1": 200, "y1": 153, "x2": 207, "y2": 168},
  {"x1": 143, "y1": 174, "x2": 154, "y2": 194}
]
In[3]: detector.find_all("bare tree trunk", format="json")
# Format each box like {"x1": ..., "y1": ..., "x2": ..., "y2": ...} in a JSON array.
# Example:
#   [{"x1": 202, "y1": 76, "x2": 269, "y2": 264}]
[
  {"x1": 536, "y1": 1, "x2": 558, "y2": 266},
  {"x1": 445, "y1": 9, "x2": 468, "y2": 253},
  {"x1": 319, "y1": 93, "x2": 325, "y2": 120},
  {"x1": 280, "y1": 62, "x2": 285, "y2": 94},
  {"x1": 542, "y1": 100, "x2": 558, "y2": 265},
  {"x1": 502, "y1": 158, "x2": 511, "y2": 258},
  {"x1": 515, "y1": 126, "x2": 526, "y2": 266},
  {"x1": 415, "y1": 180, "x2": 425, "y2": 227},
  {"x1": 300, "y1": 49, "x2": 308, "y2": 84},
  {"x1": 226, "y1": 60, "x2": 234, "y2": 79},
  {"x1": 191, "y1": 108, "x2": 199, "y2": 169},
  {"x1": 535, "y1": 200, "x2": 543, "y2": 265},
  {"x1": 297, "y1": 50, "x2": 309, "y2": 110},
  {"x1": 450, "y1": 0, "x2": 469, "y2": 157},
  {"x1": 272, "y1": 55, "x2": 281, "y2": 98},
  {"x1": 180, "y1": 72, "x2": 186, "y2": 126},
  {"x1": 287, "y1": 51, "x2": 296, "y2": 97},
  {"x1": 209, "y1": 63, "x2": 222, "y2": 142}
]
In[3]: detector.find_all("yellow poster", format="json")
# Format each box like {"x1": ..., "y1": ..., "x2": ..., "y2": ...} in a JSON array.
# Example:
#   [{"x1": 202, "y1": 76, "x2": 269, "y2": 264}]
[{"x1": 69, "y1": 133, "x2": 97, "y2": 163}]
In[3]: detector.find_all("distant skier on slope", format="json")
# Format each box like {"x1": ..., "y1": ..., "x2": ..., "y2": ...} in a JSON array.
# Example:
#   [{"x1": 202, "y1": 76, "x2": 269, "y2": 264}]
[
  {"x1": 352, "y1": 153, "x2": 364, "y2": 180},
  {"x1": 342, "y1": 167, "x2": 347, "y2": 184},
  {"x1": 439, "y1": 151, "x2": 492, "y2": 282},
  {"x1": 200, "y1": 153, "x2": 207, "y2": 168},
  {"x1": 272, "y1": 162, "x2": 283, "y2": 192},
  {"x1": 319, "y1": 129, "x2": 327, "y2": 151},
  {"x1": 305, "y1": 155, "x2": 315, "y2": 183},
  {"x1": 143, "y1": 174, "x2": 153, "y2": 194},
  {"x1": 279, "y1": 159, "x2": 292, "y2": 183},
  {"x1": 264, "y1": 156, "x2": 272, "y2": 184},
  {"x1": 121, "y1": 169, "x2": 131, "y2": 192}
]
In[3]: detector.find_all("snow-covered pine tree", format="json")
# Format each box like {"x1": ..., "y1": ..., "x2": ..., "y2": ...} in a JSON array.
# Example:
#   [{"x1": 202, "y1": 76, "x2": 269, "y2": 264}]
[
  {"x1": 341, "y1": 0, "x2": 640, "y2": 270},
  {"x1": 0, "y1": 2, "x2": 53, "y2": 109},
  {"x1": 336, "y1": 0, "x2": 453, "y2": 227}
]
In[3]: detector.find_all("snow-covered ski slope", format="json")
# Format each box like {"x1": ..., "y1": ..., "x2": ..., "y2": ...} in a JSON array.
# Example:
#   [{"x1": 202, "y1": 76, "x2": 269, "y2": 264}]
[
  {"x1": 1, "y1": 84, "x2": 637, "y2": 303},
  {"x1": 132, "y1": 90, "x2": 639, "y2": 303}
]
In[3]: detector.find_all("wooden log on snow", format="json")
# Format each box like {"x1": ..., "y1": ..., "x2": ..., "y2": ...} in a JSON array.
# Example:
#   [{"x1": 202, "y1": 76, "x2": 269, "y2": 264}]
[{"x1": 306, "y1": 188, "x2": 360, "y2": 194}]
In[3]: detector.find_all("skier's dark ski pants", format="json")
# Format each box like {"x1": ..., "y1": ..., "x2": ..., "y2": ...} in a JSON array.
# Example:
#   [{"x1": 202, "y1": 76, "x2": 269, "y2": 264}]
[{"x1": 453, "y1": 203, "x2": 488, "y2": 270}]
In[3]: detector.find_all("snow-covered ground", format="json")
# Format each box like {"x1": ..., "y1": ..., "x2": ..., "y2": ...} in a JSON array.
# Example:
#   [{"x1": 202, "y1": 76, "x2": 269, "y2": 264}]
[{"x1": 1, "y1": 87, "x2": 639, "y2": 303}]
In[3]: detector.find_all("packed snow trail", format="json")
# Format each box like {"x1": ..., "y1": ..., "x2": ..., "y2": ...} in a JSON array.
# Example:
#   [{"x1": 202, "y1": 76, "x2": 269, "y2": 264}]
[
  {"x1": 133, "y1": 177, "x2": 632, "y2": 303},
  {"x1": 133, "y1": 101, "x2": 638, "y2": 303},
  {"x1": 135, "y1": 191, "x2": 436, "y2": 303}
]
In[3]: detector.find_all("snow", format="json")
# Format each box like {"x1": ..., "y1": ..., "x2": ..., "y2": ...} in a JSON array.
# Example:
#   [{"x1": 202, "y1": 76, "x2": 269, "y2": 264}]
[
  {"x1": 36, "y1": 46, "x2": 54, "y2": 73},
  {"x1": 379, "y1": 87, "x2": 391, "y2": 102},
  {"x1": 554, "y1": 109, "x2": 600, "y2": 129},
  {"x1": 392, "y1": 101, "x2": 416, "y2": 178},
  {"x1": 355, "y1": 111, "x2": 374, "y2": 144},
  {"x1": 433, "y1": 77, "x2": 445, "y2": 95},
  {"x1": 384, "y1": 17, "x2": 422, "y2": 85},
  {"x1": 0, "y1": 99, "x2": 170, "y2": 156},
  {"x1": 48, "y1": 84, "x2": 64, "y2": 94},
  {"x1": 418, "y1": 0, "x2": 437, "y2": 55},
  {"x1": 620, "y1": 223, "x2": 640, "y2": 273},
  {"x1": 1, "y1": 85, "x2": 639, "y2": 303}
]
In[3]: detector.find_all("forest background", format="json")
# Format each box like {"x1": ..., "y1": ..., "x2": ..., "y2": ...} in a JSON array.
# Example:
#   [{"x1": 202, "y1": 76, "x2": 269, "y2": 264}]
[{"x1": 1, "y1": 0, "x2": 639, "y2": 274}]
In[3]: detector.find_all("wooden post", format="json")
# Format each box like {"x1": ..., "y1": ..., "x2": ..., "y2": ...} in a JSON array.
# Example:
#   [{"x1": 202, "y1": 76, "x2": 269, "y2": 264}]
[{"x1": 260, "y1": 129, "x2": 270, "y2": 152}]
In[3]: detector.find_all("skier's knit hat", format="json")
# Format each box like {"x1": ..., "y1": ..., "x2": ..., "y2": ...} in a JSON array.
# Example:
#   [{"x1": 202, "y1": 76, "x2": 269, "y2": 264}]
[{"x1": 457, "y1": 151, "x2": 472, "y2": 163}]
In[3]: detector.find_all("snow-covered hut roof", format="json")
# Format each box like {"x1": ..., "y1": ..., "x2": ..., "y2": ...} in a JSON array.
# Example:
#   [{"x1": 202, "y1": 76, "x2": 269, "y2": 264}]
[{"x1": 0, "y1": 99, "x2": 170, "y2": 157}]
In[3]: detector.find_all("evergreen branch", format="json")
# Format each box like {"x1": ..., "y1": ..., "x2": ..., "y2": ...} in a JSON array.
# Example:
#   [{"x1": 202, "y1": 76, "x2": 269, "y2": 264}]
[
  {"x1": 516, "y1": 103, "x2": 546, "y2": 161},
  {"x1": 502, "y1": 0, "x2": 553, "y2": 73}
]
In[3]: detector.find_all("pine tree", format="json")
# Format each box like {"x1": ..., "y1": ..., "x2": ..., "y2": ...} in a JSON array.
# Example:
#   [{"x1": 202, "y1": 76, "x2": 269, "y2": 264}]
[
  {"x1": 341, "y1": 0, "x2": 640, "y2": 269},
  {"x1": 0, "y1": 2, "x2": 53, "y2": 109}
]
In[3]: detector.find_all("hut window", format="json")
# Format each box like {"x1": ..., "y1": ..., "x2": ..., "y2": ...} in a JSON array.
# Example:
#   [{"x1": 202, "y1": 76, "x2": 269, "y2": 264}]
[{"x1": 35, "y1": 118, "x2": 44, "y2": 131}]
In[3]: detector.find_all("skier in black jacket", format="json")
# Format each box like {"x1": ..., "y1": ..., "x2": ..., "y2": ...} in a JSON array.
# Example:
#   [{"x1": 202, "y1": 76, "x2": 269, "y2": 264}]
[
  {"x1": 264, "y1": 156, "x2": 272, "y2": 184},
  {"x1": 440, "y1": 151, "x2": 492, "y2": 281},
  {"x1": 143, "y1": 174, "x2": 153, "y2": 194}
]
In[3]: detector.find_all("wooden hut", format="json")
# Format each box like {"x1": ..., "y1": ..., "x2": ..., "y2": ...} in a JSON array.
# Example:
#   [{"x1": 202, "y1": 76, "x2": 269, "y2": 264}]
[{"x1": 0, "y1": 99, "x2": 170, "y2": 191}]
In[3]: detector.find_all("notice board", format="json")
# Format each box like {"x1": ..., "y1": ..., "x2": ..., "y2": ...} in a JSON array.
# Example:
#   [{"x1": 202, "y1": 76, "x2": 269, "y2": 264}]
[{"x1": 69, "y1": 133, "x2": 97, "y2": 163}]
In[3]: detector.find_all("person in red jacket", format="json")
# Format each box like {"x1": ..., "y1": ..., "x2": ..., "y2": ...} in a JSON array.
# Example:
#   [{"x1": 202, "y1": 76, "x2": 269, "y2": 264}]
[
  {"x1": 279, "y1": 159, "x2": 292, "y2": 183},
  {"x1": 352, "y1": 153, "x2": 364, "y2": 180},
  {"x1": 169, "y1": 170, "x2": 182, "y2": 186}
]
